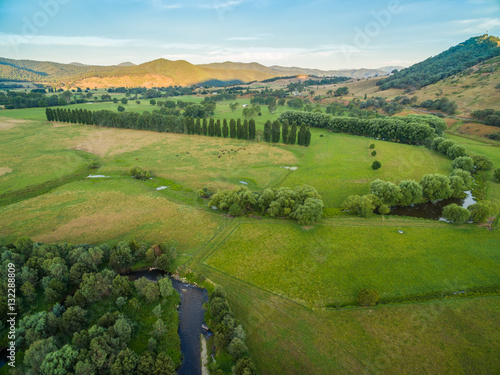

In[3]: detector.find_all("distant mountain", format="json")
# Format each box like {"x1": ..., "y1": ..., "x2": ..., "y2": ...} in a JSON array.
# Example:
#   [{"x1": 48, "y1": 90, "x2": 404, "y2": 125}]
[
  {"x1": 268, "y1": 65, "x2": 389, "y2": 78},
  {"x1": 377, "y1": 66, "x2": 405, "y2": 73},
  {"x1": 377, "y1": 34, "x2": 500, "y2": 90},
  {"x1": 199, "y1": 61, "x2": 278, "y2": 75},
  {"x1": 69, "y1": 62, "x2": 89, "y2": 67},
  {"x1": 117, "y1": 62, "x2": 136, "y2": 67}
]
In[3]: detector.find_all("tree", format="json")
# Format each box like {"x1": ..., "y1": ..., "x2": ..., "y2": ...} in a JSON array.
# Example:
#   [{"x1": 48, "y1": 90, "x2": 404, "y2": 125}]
[
  {"x1": 40, "y1": 344, "x2": 78, "y2": 375},
  {"x1": 229, "y1": 203, "x2": 242, "y2": 216},
  {"x1": 62, "y1": 306, "x2": 87, "y2": 335},
  {"x1": 282, "y1": 120, "x2": 289, "y2": 144},
  {"x1": 288, "y1": 122, "x2": 297, "y2": 145},
  {"x1": 242, "y1": 119, "x2": 249, "y2": 140},
  {"x1": 442, "y1": 203, "x2": 470, "y2": 223},
  {"x1": 155, "y1": 352, "x2": 176, "y2": 375},
  {"x1": 420, "y1": 174, "x2": 451, "y2": 201},
  {"x1": 228, "y1": 337, "x2": 247, "y2": 359},
  {"x1": 290, "y1": 198, "x2": 324, "y2": 225},
  {"x1": 452, "y1": 156, "x2": 474, "y2": 172},
  {"x1": 222, "y1": 119, "x2": 229, "y2": 138},
  {"x1": 473, "y1": 155, "x2": 493, "y2": 170},
  {"x1": 112, "y1": 275, "x2": 132, "y2": 298},
  {"x1": 236, "y1": 118, "x2": 242, "y2": 139},
  {"x1": 229, "y1": 102, "x2": 239, "y2": 112},
  {"x1": 156, "y1": 254, "x2": 171, "y2": 271},
  {"x1": 248, "y1": 119, "x2": 256, "y2": 140},
  {"x1": 151, "y1": 319, "x2": 166, "y2": 338},
  {"x1": 111, "y1": 348, "x2": 139, "y2": 375},
  {"x1": 369, "y1": 180, "x2": 402, "y2": 206},
  {"x1": 24, "y1": 337, "x2": 58, "y2": 373},
  {"x1": 446, "y1": 144, "x2": 467, "y2": 159},
  {"x1": 121, "y1": 98, "x2": 128, "y2": 104},
  {"x1": 304, "y1": 127, "x2": 311, "y2": 147},
  {"x1": 494, "y1": 168, "x2": 500, "y2": 182},
  {"x1": 114, "y1": 317, "x2": 132, "y2": 344},
  {"x1": 268, "y1": 103, "x2": 277, "y2": 114},
  {"x1": 229, "y1": 119, "x2": 237, "y2": 138},
  {"x1": 357, "y1": 288, "x2": 379, "y2": 306},
  {"x1": 342, "y1": 195, "x2": 375, "y2": 217},
  {"x1": 398, "y1": 180, "x2": 423, "y2": 206},
  {"x1": 264, "y1": 120, "x2": 272, "y2": 142},
  {"x1": 468, "y1": 201, "x2": 498, "y2": 223},
  {"x1": 297, "y1": 122, "x2": 307, "y2": 145},
  {"x1": 233, "y1": 357, "x2": 257, "y2": 375},
  {"x1": 215, "y1": 119, "x2": 222, "y2": 137},
  {"x1": 109, "y1": 244, "x2": 133, "y2": 273},
  {"x1": 202, "y1": 118, "x2": 208, "y2": 136},
  {"x1": 138, "y1": 351, "x2": 156, "y2": 375},
  {"x1": 117, "y1": 105, "x2": 125, "y2": 112},
  {"x1": 371, "y1": 160, "x2": 381, "y2": 170}
]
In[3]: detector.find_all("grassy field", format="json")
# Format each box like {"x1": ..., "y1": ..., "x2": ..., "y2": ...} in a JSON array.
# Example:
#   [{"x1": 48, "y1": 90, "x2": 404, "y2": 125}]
[
  {"x1": 200, "y1": 266, "x2": 500, "y2": 375},
  {"x1": 278, "y1": 128, "x2": 451, "y2": 207},
  {"x1": 203, "y1": 218, "x2": 500, "y2": 307}
]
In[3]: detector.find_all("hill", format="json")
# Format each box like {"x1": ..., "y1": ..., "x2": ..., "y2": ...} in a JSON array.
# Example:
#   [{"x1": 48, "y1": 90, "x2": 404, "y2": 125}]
[
  {"x1": 268, "y1": 64, "x2": 391, "y2": 78},
  {"x1": 377, "y1": 34, "x2": 500, "y2": 90},
  {"x1": 0, "y1": 57, "x2": 278, "y2": 88}
]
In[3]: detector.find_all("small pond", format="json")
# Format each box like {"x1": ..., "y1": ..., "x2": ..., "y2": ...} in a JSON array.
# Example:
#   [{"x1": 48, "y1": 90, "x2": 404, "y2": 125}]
[{"x1": 388, "y1": 191, "x2": 476, "y2": 221}]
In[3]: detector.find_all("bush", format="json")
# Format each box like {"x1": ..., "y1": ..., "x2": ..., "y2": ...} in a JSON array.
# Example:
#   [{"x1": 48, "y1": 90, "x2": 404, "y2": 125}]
[
  {"x1": 473, "y1": 155, "x2": 493, "y2": 171},
  {"x1": 117, "y1": 105, "x2": 125, "y2": 112},
  {"x1": 442, "y1": 203, "x2": 470, "y2": 223},
  {"x1": 494, "y1": 168, "x2": 500, "y2": 182},
  {"x1": 229, "y1": 203, "x2": 242, "y2": 217},
  {"x1": 371, "y1": 150, "x2": 377, "y2": 156},
  {"x1": 468, "y1": 201, "x2": 498, "y2": 223},
  {"x1": 357, "y1": 288, "x2": 379, "y2": 306},
  {"x1": 372, "y1": 161, "x2": 381, "y2": 170},
  {"x1": 451, "y1": 156, "x2": 474, "y2": 172},
  {"x1": 129, "y1": 166, "x2": 152, "y2": 180},
  {"x1": 369, "y1": 143, "x2": 375, "y2": 149}
]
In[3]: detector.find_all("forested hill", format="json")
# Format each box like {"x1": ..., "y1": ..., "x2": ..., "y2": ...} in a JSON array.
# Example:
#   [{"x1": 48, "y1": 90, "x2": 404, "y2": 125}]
[
  {"x1": 0, "y1": 57, "x2": 104, "y2": 82},
  {"x1": 377, "y1": 34, "x2": 500, "y2": 90}
]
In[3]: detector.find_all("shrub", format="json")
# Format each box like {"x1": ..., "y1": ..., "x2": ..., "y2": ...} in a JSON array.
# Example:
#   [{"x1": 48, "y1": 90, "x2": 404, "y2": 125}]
[
  {"x1": 371, "y1": 150, "x2": 377, "y2": 156},
  {"x1": 468, "y1": 201, "x2": 498, "y2": 223},
  {"x1": 442, "y1": 203, "x2": 471, "y2": 224},
  {"x1": 371, "y1": 160, "x2": 381, "y2": 170},
  {"x1": 117, "y1": 105, "x2": 125, "y2": 112},
  {"x1": 369, "y1": 143, "x2": 375, "y2": 149},
  {"x1": 451, "y1": 156, "x2": 474, "y2": 172},
  {"x1": 473, "y1": 155, "x2": 493, "y2": 171},
  {"x1": 357, "y1": 288, "x2": 379, "y2": 306},
  {"x1": 229, "y1": 203, "x2": 242, "y2": 217},
  {"x1": 494, "y1": 168, "x2": 500, "y2": 182}
]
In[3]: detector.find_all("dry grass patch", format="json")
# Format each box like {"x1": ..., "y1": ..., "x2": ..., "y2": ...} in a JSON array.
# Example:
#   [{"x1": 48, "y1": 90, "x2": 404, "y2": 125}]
[
  {"x1": 0, "y1": 180, "x2": 224, "y2": 249},
  {"x1": 0, "y1": 116, "x2": 30, "y2": 130},
  {"x1": 0, "y1": 167, "x2": 12, "y2": 176}
]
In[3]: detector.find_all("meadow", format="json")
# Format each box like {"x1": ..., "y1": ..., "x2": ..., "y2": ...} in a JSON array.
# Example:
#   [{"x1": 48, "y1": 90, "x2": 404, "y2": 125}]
[{"x1": 204, "y1": 218, "x2": 500, "y2": 307}]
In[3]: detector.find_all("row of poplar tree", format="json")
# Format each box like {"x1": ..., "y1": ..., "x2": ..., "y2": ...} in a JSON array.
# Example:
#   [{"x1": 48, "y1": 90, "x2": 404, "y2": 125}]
[
  {"x1": 264, "y1": 119, "x2": 311, "y2": 146},
  {"x1": 45, "y1": 107, "x2": 312, "y2": 146}
]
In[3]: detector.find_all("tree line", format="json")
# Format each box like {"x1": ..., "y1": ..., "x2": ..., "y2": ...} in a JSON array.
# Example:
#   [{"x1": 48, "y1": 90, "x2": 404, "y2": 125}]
[
  {"x1": 0, "y1": 238, "x2": 180, "y2": 374},
  {"x1": 206, "y1": 286, "x2": 257, "y2": 374},
  {"x1": 209, "y1": 185, "x2": 324, "y2": 225},
  {"x1": 279, "y1": 111, "x2": 446, "y2": 145},
  {"x1": 46, "y1": 108, "x2": 313, "y2": 146}
]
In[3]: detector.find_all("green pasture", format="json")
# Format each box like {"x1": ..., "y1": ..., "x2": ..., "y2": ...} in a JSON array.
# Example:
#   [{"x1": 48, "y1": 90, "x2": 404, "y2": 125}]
[
  {"x1": 204, "y1": 218, "x2": 500, "y2": 307},
  {"x1": 197, "y1": 264, "x2": 500, "y2": 375},
  {"x1": 279, "y1": 128, "x2": 452, "y2": 207}
]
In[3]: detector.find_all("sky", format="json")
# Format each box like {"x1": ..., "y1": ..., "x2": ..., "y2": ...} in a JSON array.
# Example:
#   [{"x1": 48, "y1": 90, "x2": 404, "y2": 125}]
[{"x1": 0, "y1": 0, "x2": 499, "y2": 70}]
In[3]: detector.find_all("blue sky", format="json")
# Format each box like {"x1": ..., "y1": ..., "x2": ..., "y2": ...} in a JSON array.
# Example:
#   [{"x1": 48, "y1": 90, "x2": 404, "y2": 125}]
[{"x1": 0, "y1": 0, "x2": 499, "y2": 69}]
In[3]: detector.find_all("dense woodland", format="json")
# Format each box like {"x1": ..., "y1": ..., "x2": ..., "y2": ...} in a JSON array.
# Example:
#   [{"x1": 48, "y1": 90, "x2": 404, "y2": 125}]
[
  {"x1": 377, "y1": 35, "x2": 500, "y2": 90},
  {"x1": 0, "y1": 238, "x2": 181, "y2": 374}
]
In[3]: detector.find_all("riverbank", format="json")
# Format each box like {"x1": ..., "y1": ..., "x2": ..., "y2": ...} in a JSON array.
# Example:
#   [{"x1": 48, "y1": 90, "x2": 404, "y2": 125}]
[{"x1": 201, "y1": 335, "x2": 209, "y2": 375}]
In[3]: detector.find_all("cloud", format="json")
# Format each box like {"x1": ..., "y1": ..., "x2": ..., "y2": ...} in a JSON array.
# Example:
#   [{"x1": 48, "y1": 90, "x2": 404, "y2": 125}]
[
  {"x1": 451, "y1": 17, "x2": 500, "y2": 34},
  {"x1": 150, "y1": 0, "x2": 247, "y2": 10},
  {"x1": 0, "y1": 34, "x2": 142, "y2": 48}
]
